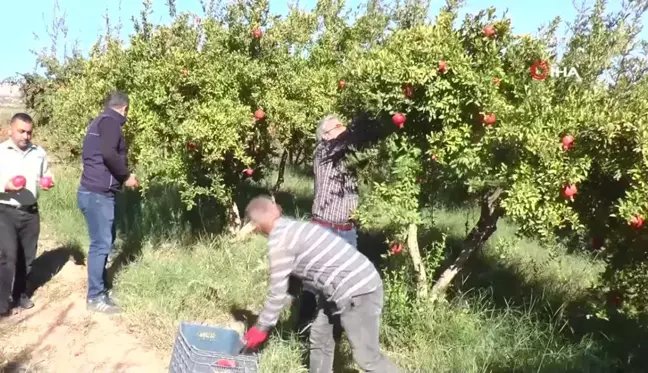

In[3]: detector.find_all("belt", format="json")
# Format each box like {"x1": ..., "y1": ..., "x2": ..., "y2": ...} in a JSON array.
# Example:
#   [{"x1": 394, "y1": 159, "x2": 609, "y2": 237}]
[
  {"x1": 0, "y1": 203, "x2": 38, "y2": 213},
  {"x1": 311, "y1": 217, "x2": 354, "y2": 231}
]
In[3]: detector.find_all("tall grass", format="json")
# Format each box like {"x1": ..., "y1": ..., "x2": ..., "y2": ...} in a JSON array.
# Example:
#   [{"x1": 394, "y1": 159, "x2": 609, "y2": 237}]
[
  {"x1": 37, "y1": 164, "x2": 614, "y2": 372},
  {"x1": 38, "y1": 164, "x2": 86, "y2": 245}
]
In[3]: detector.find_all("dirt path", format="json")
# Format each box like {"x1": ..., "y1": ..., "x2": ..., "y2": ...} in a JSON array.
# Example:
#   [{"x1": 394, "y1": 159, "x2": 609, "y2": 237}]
[{"x1": 0, "y1": 229, "x2": 169, "y2": 373}]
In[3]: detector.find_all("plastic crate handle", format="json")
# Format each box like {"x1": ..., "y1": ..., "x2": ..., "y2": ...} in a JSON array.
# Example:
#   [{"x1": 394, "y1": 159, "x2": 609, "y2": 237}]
[{"x1": 215, "y1": 359, "x2": 237, "y2": 368}]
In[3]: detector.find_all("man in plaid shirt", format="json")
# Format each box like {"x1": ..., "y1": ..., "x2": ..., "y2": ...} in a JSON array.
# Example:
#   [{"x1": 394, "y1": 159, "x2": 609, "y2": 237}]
[
  {"x1": 312, "y1": 114, "x2": 360, "y2": 246},
  {"x1": 312, "y1": 113, "x2": 395, "y2": 245},
  {"x1": 296, "y1": 112, "x2": 398, "y2": 333}
]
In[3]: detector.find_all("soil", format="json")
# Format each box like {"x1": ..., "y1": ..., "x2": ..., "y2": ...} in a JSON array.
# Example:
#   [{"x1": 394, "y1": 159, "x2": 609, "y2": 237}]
[{"x1": 0, "y1": 229, "x2": 169, "y2": 373}]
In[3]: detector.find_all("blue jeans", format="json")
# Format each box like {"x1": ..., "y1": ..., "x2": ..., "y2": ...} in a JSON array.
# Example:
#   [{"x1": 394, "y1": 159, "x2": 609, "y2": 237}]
[
  {"x1": 77, "y1": 187, "x2": 116, "y2": 300},
  {"x1": 325, "y1": 227, "x2": 357, "y2": 248}
]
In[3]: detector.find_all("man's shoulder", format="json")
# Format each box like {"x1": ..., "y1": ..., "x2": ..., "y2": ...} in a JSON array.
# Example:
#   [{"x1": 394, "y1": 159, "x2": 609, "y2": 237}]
[
  {"x1": 276, "y1": 217, "x2": 301, "y2": 231},
  {"x1": 292, "y1": 219, "x2": 331, "y2": 242},
  {"x1": 95, "y1": 113, "x2": 120, "y2": 128},
  {"x1": 0, "y1": 140, "x2": 46, "y2": 155},
  {"x1": 273, "y1": 218, "x2": 319, "y2": 238},
  {"x1": 314, "y1": 141, "x2": 327, "y2": 155},
  {"x1": 30, "y1": 144, "x2": 48, "y2": 157},
  {"x1": 283, "y1": 218, "x2": 317, "y2": 229},
  {"x1": 314, "y1": 140, "x2": 341, "y2": 162}
]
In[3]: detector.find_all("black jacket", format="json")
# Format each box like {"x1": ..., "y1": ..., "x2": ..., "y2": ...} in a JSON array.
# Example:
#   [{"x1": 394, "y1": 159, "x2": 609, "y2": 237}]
[{"x1": 80, "y1": 108, "x2": 130, "y2": 194}]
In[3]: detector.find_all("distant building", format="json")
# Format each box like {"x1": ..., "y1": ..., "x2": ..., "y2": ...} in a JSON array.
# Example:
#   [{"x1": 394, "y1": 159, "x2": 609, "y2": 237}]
[
  {"x1": 0, "y1": 83, "x2": 23, "y2": 109},
  {"x1": 0, "y1": 83, "x2": 21, "y2": 97}
]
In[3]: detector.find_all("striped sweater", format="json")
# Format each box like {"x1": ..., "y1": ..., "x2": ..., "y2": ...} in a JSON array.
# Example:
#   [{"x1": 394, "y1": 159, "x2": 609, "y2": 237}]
[{"x1": 255, "y1": 217, "x2": 382, "y2": 331}]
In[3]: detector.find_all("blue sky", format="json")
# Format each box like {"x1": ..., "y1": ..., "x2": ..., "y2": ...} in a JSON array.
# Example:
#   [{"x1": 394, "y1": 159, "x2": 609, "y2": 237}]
[{"x1": 0, "y1": 0, "x2": 645, "y2": 80}]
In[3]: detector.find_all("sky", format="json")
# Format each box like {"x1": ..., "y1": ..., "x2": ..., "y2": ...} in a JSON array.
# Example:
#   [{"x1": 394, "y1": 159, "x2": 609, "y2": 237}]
[{"x1": 0, "y1": 0, "x2": 645, "y2": 80}]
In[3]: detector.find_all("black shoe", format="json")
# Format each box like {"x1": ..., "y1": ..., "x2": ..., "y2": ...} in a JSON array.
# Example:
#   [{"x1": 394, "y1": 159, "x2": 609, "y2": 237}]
[
  {"x1": 87, "y1": 295, "x2": 121, "y2": 315},
  {"x1": 0, "y1": 309, "x2": 10, "y2": 319},
  {"x1": 13, "y1": 294, "x2": 34, "y2": 309},
  {"x1": 104, "y1": 295, "x2": 119, "y2": 307},
  {"x1": 107, "y1": 251, "x2": 118, "y2": 266}
]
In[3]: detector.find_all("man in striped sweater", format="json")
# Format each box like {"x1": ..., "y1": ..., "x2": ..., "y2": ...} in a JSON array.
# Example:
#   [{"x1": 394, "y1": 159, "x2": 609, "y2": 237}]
[{"x1": 242, "y1": 196, "x2": 401, "y2": 373}]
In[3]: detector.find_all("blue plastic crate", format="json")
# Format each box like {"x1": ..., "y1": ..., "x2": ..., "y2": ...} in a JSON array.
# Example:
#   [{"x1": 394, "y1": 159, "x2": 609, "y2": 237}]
[{"x1": 168, "y1": 322, "x2": 260, "y2": 373}]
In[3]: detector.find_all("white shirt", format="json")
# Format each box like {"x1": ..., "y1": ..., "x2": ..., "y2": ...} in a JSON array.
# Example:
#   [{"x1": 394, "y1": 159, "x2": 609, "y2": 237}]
[{"x1": 0, "y1": 139, "x2": 53, "y2": 207}]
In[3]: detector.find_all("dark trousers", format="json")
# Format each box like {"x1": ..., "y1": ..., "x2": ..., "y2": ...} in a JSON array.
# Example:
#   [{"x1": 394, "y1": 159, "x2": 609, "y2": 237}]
[
  {"x1": 77, "y1": 187, "x2": 116, "y2": 300},
  {"x1": 309, "y1": 287, "x2": 401, "y2": 373},
  {"x1": 295, "y1": 286, "x2": 320, "y2": 333},
  {"x1": 0, "y1": 203, "x2": 40, "y2": 313}
]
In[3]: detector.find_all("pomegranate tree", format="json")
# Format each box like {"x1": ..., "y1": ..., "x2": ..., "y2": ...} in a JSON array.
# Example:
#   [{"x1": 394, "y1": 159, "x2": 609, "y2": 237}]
[{"x1": 340, "y1": 2, "x2": 647, "y2": 302}]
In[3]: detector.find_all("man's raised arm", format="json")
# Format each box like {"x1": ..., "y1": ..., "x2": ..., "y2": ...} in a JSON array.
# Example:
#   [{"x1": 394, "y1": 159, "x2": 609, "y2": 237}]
[{"x1": 342, "y1": 111, "x2": 398, "y2": 151}]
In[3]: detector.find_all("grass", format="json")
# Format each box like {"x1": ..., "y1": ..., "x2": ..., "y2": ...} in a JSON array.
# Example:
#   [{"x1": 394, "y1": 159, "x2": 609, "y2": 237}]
[
  {"x1": 38, "y1": 163, "x2": 617, "y2": 372},
  {"x1": 38, "y1": 165, "x2": 86, "y2": 245},
  {"x1": 429, "y1": 207, "x2": 603, "y2": 305}
]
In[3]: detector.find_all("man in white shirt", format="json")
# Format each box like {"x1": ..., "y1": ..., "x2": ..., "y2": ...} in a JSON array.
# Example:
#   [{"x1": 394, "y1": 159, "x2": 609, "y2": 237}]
[{"x1": 0, "y1": 113, "x2": 54, "y2": 318}]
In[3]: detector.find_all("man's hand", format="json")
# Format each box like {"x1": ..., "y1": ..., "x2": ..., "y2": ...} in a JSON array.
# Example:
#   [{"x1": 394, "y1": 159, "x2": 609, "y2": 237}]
[
  {"x1": 40, "y1": 176, "x2": 55, "y2": 190},
  {"x1": 242, "y1": 326, "x2": 268, "y2": 349},
  {"x1": 4, "y1": 180, "x2": 24, "y2": 192},
  {"x1": 124, "y1": 174, "x2": 139, "y2": 189}
]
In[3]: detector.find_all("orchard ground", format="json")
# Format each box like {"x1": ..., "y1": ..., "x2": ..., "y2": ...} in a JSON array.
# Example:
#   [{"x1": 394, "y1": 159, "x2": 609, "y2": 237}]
[{"x1": 0, "y1": 146, "x2": 622, "y2": 372}]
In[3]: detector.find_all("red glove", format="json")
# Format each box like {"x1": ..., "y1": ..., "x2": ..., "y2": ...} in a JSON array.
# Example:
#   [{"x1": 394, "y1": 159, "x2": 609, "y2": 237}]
[{"x1": 243, "y1": 326, "x2": 268, "y2": 349}]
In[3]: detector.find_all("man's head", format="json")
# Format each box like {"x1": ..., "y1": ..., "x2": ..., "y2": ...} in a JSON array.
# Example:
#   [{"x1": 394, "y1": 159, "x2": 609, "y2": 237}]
[
  {"x1": 8, "y1": 113, "x2": 34, "y2": 150},
  {"x1": 316, "y1": 115, "x2": 347, "y2": 142},
  {"x1": 104, "y1": 90, "x2": 130, "y2": 117},
  {"x1": 245, "y1": 196, "x2": 282, "y2": 235}
]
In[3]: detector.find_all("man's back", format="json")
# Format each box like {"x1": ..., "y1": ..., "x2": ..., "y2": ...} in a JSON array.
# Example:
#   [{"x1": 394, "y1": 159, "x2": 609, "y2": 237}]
[
  {"x1": 257, "y1": 217, "x2": 382, "y2": 329},
  {"x1": 80, "y1": 109, "x2": 128, "y2": 194},
  {"x1": 271, "y1": 218, "x2": 380, "y2": 302},
  {"x1": 312, "y1": 139, "x2": 359, "y2": 223}
]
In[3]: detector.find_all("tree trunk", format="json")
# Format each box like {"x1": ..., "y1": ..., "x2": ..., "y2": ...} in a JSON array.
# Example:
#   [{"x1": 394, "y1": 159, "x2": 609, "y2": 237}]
[
  {"x1": 236, "y1": 150, "x2": 288, "y2": 240},
  {"x1": 227, "y1": 201, "x2": 243, "y2": 235},
  {"x1": 293, "y1": 146, "x2": 304, "y2": 166},
  {"x1": 406, "y1": 223, "x2": 428, "y2": 299},
  {"x1": 430, "y1": 188, "x2": 505, "y2": 302},
  {"x1": 273, "y1": 149, "x2": 289, "y2": 194}
]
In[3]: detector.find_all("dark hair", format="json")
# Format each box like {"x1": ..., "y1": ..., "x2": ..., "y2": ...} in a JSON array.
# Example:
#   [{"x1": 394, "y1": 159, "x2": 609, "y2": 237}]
[
  {"x1": 10, "y1": 113, "x2": 33, "y2": 124},
  {"x1": 104, "y1": 90, "x2": 129, "y2": 109}
]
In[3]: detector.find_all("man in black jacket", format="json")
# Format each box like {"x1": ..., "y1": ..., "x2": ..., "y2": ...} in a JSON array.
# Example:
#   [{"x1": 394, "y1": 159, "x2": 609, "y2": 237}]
[{"x1": 78, "y1": 91, "x2": 138, "y2": 314}]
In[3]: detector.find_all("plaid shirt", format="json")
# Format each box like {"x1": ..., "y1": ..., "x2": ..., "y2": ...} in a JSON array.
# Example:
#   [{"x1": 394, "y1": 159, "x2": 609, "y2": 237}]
[
  {"x1": 312, "y1": 114, "x2": 394, "y2": 224},
  {"x1": 312, "y1": 137, "x2": 358, "y2": 223}
]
